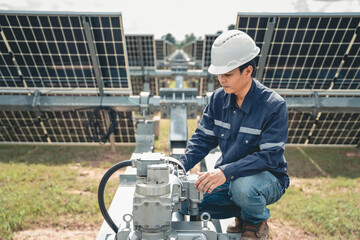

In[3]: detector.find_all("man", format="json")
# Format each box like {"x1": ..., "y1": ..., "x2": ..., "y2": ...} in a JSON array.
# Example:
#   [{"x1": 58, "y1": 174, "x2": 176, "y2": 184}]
[{"x1": 179, "y1": 30, "x2": 289, "y2": 240}]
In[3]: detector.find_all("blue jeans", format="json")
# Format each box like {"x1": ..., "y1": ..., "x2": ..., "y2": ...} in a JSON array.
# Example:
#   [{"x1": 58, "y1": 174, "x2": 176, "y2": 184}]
[{"x1": 180, "y1": 171, "x2": 285, "y2": 224}]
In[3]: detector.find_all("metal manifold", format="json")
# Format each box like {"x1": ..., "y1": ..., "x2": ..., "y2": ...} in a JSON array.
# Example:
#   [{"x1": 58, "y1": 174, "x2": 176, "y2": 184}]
[{"x1": 97, "y1": 153, "x2": 241, "y2": 240}]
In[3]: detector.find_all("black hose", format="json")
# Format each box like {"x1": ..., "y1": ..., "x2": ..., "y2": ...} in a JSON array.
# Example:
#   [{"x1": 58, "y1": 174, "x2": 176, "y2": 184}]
[
  {"x1": 98, "y1": 160, "x2": 132, "y2": 233},
  {"x1": 86, "y1": 106, "x2": 117, "y2": 143}
]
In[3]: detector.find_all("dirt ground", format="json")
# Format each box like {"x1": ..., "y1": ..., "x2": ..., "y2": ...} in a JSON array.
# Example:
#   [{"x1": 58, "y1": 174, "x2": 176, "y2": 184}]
[{"x1": 14, "y1": 219, "x2": 315, "y2": 240}]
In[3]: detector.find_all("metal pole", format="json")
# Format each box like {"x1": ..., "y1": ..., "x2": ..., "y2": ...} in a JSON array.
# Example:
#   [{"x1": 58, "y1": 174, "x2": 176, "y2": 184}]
[
  {"x1": 82, "y1": 16, "x2": 104, "y2": 96},
  {"x1": 256, "y1": 17, "x2": 276, "y2": 80}
]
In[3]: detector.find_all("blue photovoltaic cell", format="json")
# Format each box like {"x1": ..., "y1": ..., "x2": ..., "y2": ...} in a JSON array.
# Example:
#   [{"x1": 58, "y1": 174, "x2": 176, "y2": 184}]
[
  {"x1": 0, "y1": 13, "x2": 130, "y2": 89},
  {"x1": 236, "y1": 14, "x2": 360, "y2": 90}
]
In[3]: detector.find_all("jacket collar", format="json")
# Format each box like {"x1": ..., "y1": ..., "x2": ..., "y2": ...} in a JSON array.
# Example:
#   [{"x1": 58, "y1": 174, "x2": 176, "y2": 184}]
[{"x1": 223, "y1": 79, "x2": 255, "y2": 114}]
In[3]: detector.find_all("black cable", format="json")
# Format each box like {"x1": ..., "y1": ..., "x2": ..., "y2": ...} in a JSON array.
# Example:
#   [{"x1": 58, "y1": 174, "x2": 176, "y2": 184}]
[
  {"x1": 86, "y1": 106, "x2": 117, "y2": 143},
  {"x1": 98, "y1": 160, "x2": 132, "y2": 233}
]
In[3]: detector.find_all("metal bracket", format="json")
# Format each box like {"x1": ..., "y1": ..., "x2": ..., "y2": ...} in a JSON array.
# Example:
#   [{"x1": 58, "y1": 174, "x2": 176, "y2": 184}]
[
  {"x1": 312, "y1": 91, "x2": 320, "y2": 117},
  {"x1": 82, "y1": 16, "x2": 104, "y2": 96},
  {"x1": 139, "y1": 91, "x2": 151, "y2": 117},
  {"x1": 32, "y1": 90, "x2": 41, "y2": 117}
]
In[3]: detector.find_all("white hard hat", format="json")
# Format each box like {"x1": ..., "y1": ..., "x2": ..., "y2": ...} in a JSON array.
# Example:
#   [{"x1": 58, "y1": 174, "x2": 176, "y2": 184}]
[{"x1": 208, "y1": 30, "x2": 260, "y2": 75}]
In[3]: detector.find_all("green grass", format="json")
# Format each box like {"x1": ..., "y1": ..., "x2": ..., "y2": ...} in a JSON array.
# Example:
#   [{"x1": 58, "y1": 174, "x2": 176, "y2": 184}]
[
  {"x1": 0, "y1": 145, "x2": 134, "y2": 240},
  {"x1": 0, "y1": 130, "x2": 359, "y2": 239}
]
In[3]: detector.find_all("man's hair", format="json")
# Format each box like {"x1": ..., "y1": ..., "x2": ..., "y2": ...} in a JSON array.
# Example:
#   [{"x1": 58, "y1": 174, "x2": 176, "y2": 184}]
[{"x1": 239, "y1": 59, "x2": 256, "y2": 78}]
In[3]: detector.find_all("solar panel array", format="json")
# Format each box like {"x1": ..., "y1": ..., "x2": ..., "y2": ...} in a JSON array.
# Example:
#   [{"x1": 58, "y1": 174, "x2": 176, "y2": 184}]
[
  {"x1": 165, "y1": 40, "x2": 177, "y2": 58},
  {"x1": 0, "y1": 11, "x2": 135, "y2": 144},
  {"x1": 183, "y1": 40, "x2": 195, "y2": 59},
  {"x1": 236, "y1": 13, "x2": 360, "y2": 90},
  {"x1": 0, "y1": 12, "x2": 131, "y2": 90},
  {"x1": 234, "y1": 13, "x2": 360, "y2": 146}
]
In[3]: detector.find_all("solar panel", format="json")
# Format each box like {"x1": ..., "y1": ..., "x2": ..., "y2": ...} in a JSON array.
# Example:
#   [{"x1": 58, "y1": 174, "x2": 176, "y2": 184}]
[
  {"x1": 236, "y1": 13, "x2": 360, "y2": 90},
  {"x1": 155, "y1": 39, "x2": 164, "y2": 61},
  {"x1": 309, "y1": 112, "x2": 359, "y2": 145},
  {"x1": 202, "y1": 35, "x2": 218, "y2": 70},
  {"x1": 195, "y1": 40, "x2": 203, "y2": 62},
  {"x1": 0, "y1": 109, "x2": 135, "y2": 144},
  {"x1": 131, "y1": 76, "x2": 158, "y2": 95},
  {"x1": 165, "y1": 40, "x2": 176, "y2": 58},
  {"x1": 125, "y1": 34, "x2": 156, "y2": 68},
  {"x1": 0, "y1": 11, "x2": 131, "y2": 90},
  {"x1": 183, "y1": 41, "x2": 195, "y2": 59},
  {"x1": 287, "y1": 110, "x2": 315, "y2": 144},
  {"x1": 0, "y1": 11, "x2": 135, "y2": 145},
  {"x1": 287, "y1": 110, "x2": 359, "y2": 146}
]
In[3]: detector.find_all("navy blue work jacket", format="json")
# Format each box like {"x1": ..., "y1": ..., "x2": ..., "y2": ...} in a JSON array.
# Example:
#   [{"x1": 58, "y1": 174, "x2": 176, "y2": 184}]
[{"x1": 179, "y1": 79, "x2": 289, "y2": 188}]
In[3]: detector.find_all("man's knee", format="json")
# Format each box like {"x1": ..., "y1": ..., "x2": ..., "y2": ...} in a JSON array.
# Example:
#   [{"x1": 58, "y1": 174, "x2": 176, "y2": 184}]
[{"x1": 229, "y1": 175, "x2": 260, "y2": 206}]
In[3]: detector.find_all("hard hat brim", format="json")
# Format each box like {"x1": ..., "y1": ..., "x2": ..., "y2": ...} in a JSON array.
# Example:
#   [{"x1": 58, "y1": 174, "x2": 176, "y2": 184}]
[
  {"x1": 208, "y1": 47, "x2": 260, "y2": 75},
  {"x1": 207, "y1": 64, "x2": 238, "y2": 75}
]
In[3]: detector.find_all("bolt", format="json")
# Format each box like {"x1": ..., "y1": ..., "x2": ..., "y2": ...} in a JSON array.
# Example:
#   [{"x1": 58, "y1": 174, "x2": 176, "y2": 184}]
[
  {"x1": 155, "y1": 225, "x2": 160, "y2": 229},
  {"x1": 144, "y1": 202, "x2": 149, "y2": 207},
  {"x1": 155, "y1": 202, "x2": 160, "y2": 206},
  {"x1": 145, "y1": 225, "x2": 149, "y2": 229},
  {"x1": 134, "y1": 221, "x2": 138, "y2": 225},
  {"x1": 162, "y1": 105, "x2": 167, "y2": 110},
  {"x1": 134, "y1": 206, "x2": 138, "y2": 210},
  {"x1": 166, "y1": 206, "x2": 170, "y2": 210}
]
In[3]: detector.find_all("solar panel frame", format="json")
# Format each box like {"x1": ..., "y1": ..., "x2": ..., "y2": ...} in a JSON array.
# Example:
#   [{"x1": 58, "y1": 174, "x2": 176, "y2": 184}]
[
  {"x1": 236, "y1": 12, "x2": 360, "y2": 90},
  {"x1": 0, "y1": 11, "x2": 131, "y2": 91}
]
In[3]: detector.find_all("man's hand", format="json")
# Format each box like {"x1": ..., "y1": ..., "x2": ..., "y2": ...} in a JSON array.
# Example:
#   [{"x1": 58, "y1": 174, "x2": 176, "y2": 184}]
[{"x1": 195, "y1": 169, "x2": 226, "y2": 194}]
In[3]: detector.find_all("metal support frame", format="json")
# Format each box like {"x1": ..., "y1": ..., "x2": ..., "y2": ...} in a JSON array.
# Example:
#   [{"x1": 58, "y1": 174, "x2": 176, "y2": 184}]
[
  {"x1": 1, "y1": 93, "x2": 360, "y2": 113},
  {"x1": 133, "y1": 120, "x2": 155, "y2": 153},
  {"x1": 82, "y1": 16, "x2": 104, "y2": 96},
  {"x1": 256, "y1": 17, "x2": 276, "y2": 80},
  {"x1": 169, "y1": 103, "x2": 188, "y2": 158}
]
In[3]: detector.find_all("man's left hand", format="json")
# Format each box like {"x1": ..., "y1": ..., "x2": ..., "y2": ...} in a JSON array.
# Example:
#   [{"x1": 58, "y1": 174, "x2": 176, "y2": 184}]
[{"x1": 195, "y1": 169, "x2": 226, "y2": 194}]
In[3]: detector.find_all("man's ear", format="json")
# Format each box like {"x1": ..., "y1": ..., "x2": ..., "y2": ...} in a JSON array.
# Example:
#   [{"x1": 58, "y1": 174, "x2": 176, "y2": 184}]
[{"x1": 246, "y1": 65, "x2": 253, "y2": 77}]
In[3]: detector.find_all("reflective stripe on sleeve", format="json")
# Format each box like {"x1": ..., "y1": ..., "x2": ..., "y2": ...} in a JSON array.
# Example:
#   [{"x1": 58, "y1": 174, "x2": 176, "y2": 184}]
[
  {"x1": 260, "y1": 142, "x2": 286, "y2": 150},
  {"x1": 198, "y1": 124, "x2": 215, "y2": 136},
  {"x1": 239, "y1": 127, "x2": 262, "y2": 135},
  {"x1": 214, "y1": 119, "x2": 231, "y2": 129}
]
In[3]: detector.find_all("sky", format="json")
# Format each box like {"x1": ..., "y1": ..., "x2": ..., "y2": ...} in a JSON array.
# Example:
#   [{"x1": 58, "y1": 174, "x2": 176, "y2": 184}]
[{"x1": 1, "y1": 0, "x2": 360, "y2": 41}]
